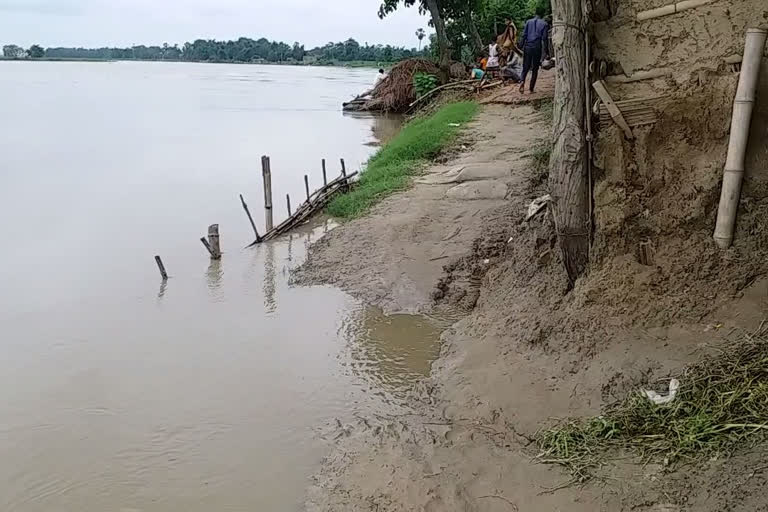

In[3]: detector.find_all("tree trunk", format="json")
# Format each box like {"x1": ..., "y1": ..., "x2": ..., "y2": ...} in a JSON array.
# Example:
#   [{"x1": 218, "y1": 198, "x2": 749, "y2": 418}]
[
  {"x1": 467, "y1": 11, "x2": 484, "y2": 56},
  {"x1": 549, "y1": 0, "x2": 590, "y2": 284},
  {"x1": 425, "y1": 0, "x2": 451, "y2": 82}
]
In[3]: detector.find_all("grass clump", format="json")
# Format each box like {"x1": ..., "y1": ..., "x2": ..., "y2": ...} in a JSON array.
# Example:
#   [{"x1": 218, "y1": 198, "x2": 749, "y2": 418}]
[
  {"x1": 537, "y1": 326, "x2": 768, "y2": 483},
  {"x1": 327, "y1": 101, "x2": 480, "y2": 219}
]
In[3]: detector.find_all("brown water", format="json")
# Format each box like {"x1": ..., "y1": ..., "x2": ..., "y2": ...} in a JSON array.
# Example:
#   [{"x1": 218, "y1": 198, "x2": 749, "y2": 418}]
[{"x1": 0, "y1": 61, "x2": 439, "y2": 511}]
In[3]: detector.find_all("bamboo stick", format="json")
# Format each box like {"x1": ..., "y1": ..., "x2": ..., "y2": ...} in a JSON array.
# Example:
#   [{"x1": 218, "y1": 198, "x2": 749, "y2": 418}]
[
  {"x1": 261, "y1": 155, "x2": 273, "y2": 232},
  {"x1": 154, "y1": 255, "x2": 168, "y2": 280},
  {"x1": 322, "y1": 159, "x2": 327, "y2": 186},
  {"x1": 636, "y1": 0, "x2": 714, "y2": 21},
  {"x1": 287, "y1": 194, "x2": 292, "y2": 216},
  {"x1": 714, "y1": 28, "x2": 767, "y2": 249},
  {"x1": 240, "y1": 194, "x2": 261, "y2": 243},
  {"x1": 304, "y1": 174, "x2": 310, "y2": 203}
]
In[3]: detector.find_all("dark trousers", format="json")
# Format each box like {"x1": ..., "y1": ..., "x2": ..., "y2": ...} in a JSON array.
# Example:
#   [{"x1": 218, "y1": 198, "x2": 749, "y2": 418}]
[{"x1": 521, "y1": 43, "x2": 543, "y2": 92}]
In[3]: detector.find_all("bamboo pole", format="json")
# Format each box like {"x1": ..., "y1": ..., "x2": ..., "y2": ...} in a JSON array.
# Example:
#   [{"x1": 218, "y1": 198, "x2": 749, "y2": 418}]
[
  {"x1": 154, "y1": 255, "x2": 168, "y2": 280},
  {"x1": 714, "y1": 28, "x2": 767, "y2": 249},
  {"x1": 322, "y1": 159, "x2": 328, "y2": 186},
  {"x1": 239, "y1": 194, "x2": 261, "y2": 242},
  {"x1": 636, "y1": 0, "x2": 714, "y2": 21},
  {"x1": 261, "y1": 155, "x2": 274, "y2": 232},
  {"x1": 304, "y1": 174, "x2": 311, "y2": 203},
  {"x1": 340, "y1": 158, "x2": 347, "y2": 177},
  {"x1": 286, "y1": 194, "x2": 292, "y2": 216}
]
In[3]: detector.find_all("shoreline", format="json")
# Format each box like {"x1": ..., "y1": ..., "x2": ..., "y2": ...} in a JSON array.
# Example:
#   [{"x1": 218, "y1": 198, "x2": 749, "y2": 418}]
[
  {"x1": 297, "y1": 96, "x2": 768, "y2": 510},
  {"x1": 0, "y1": 57, "x2": 390, "y2": 68}
]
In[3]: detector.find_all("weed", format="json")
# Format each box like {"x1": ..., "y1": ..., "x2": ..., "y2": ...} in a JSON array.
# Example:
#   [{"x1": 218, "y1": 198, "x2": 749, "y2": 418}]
[{"x1": 327, "y1": 101, "x2": 480, "y2": 218}]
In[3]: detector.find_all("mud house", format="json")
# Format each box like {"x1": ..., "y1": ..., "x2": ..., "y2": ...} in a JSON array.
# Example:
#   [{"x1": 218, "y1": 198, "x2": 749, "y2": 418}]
[{"x1": 587, "y1": 0, "x2": 767, "y2": 268}]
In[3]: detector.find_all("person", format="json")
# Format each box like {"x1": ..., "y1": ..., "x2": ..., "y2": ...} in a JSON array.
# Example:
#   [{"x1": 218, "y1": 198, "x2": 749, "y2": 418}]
[
  {"x1": 519, "y1": 6, "x2": 550, "y2": 94},
  {"x1": 485, "y1": 39, "x2": 501, "y2": 78},
  {"x1": 501, "y1": 52, "x2": 523, "y2": 83},
  {"x1": 359, "y1": 69, "x2": 386, "y2": 99},
  {"x1": 470, "y1": 59, "x2": 485, "y2": 80}
]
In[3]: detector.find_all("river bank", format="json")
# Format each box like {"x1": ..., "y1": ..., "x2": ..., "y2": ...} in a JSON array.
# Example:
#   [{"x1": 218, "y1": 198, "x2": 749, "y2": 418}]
[{"x1": 297, "y1": 100, "x2": 768, "y2": 510}]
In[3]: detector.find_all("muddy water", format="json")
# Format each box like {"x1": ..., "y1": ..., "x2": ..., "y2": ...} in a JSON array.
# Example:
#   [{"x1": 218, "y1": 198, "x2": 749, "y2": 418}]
[{"x1": 0, "y1": 62, "x2": 437, "y2": 511}]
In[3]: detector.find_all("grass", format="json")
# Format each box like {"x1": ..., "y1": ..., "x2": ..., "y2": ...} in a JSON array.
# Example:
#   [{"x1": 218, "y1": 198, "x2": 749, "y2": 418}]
[
  {"x1": 327, "y1": 101, "x2": 480, "y2": 219},
  {"x1": 536, "y1": 324, "x2": 768, "y2": 483}
]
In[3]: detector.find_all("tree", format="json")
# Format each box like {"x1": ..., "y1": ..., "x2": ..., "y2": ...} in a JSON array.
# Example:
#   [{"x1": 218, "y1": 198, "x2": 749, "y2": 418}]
[
  {"x1": 28, "y1": 44, "x2": 45, "y2": 58},
  {"x1": 3, "y1": 44, "x2": 25, "y2": 59},
  {"x1": 380, "y1": 0, "x2": 451, "y2": 81},
  {"x1": 416, "y1": 28, "x2": 426, "y2": 50},
  {"x1": 548, "y1": 0, "x2": 589, "y2": 284}
]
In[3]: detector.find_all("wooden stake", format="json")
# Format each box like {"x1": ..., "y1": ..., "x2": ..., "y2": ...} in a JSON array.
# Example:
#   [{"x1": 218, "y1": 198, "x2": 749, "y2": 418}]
[
  {"x1": 286, "y1": 194, "x2": 292, "y2": 216},
  {"x1": 239, "y1": 194, "x2": 261, "y2": 242},
  {"x1": 592, "y1": 80, "x2": 634, "y2": 139},
  {"x1": 203, "y1": 224, "x2": 221, "y2": 260},
  {"x1": 322, "y1": 159, "x2": 328, "y2": 186},
  {"x1": 304, "y1": 174, "x2": 310, "y2": 203},
  {"x1": 261, "y1": 155, "x2": 274, "y2": 231},
  {"x1": 154, "y1": 255, "x2": 168, "y2": 280},
  {"x1": 340, "y1": 158, "x2": 347, "y2": 177}
]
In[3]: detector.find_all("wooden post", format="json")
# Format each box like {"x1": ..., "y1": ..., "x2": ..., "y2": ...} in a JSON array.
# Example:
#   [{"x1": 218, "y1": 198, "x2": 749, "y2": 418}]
[
  {"x1": 340, "y1": 158, "x2": 347, "y2": 177},
  {"x1": 154, "y1": 255, "x2": 168, "y2": 280},
  {"x1": 286, "y1": 194, "x2": 292, "y2": 216},
  {"x1": 261, "y1": 155, "x2": 274, "y2": 232},
  {"x1": 239, "y1": 194, "x2": 261, "y2": 242},
  {"x1": 322, "y1": 159, "x2": 328, "y2": 186},
  {"x1": 550, "y1": 0, "x2": 590, "y2": 284},
  {"x1": 201, "y1": 224, "x2": 222, "y2": 259},
  {"x1": 304, "y1": 174, "x2": 310, "y2": 203}
]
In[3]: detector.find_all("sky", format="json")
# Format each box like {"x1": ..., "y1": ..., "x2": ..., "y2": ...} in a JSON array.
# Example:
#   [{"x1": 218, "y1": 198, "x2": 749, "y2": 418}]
[{"x1": 0, "y1": 0, "x2": 430, "y2": 49}]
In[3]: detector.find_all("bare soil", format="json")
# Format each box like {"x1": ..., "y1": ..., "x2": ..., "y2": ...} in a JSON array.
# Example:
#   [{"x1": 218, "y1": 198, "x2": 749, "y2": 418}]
[{"x1": 297, "y1": 101, "x2": 768, "y2": 511}]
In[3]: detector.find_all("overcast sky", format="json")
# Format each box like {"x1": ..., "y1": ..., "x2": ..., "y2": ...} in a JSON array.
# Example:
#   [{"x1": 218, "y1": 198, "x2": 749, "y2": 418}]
[{"x1": 0, "y1": 0, "x2": 430, "y2": 49}]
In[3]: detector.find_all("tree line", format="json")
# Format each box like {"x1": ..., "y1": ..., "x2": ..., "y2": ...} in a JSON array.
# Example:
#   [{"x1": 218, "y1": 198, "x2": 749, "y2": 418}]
[{"x1": 2, "y1": 37, "x2": 428, "y2": 64}]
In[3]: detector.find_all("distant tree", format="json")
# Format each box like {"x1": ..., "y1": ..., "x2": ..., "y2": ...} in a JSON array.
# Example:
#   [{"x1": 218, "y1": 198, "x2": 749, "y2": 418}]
[
  {"x1": 3, "y1": 44, "x2": 26, "y2": 59},
  {"x1": 28, "y1": 44, "x2": 45, "y2": 58},
  {"x1": 416, "y1": 28, "x2": 426, "y2": 50}
]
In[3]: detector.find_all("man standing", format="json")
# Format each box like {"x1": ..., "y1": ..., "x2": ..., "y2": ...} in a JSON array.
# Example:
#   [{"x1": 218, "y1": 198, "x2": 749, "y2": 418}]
[{"x1": 519, "y1": 7, "x2": 550, "y2": 94}]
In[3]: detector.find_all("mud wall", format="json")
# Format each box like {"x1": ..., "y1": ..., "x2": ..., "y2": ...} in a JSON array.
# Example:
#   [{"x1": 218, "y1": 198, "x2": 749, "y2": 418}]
[{"x1": 590, "y1": 0, "x2": 768, "y2": 259}]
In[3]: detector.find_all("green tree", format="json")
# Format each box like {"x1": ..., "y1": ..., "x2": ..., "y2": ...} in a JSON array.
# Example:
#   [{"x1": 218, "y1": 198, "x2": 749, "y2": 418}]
[
  {"x1": 2, "y1": 44, "x2": 25, "y2": 58},
  {"x1": 379, "y1": 0, "x2": 451, "y2": 81},
  {"x1": 28, "y1": 44, "x2": 45, "y2": 58}
]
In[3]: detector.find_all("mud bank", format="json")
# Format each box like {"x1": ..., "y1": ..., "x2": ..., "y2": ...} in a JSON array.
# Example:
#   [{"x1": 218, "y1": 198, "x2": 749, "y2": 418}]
[{"x1": 297, "y1": 103, "x2": 768, "y2": 511}]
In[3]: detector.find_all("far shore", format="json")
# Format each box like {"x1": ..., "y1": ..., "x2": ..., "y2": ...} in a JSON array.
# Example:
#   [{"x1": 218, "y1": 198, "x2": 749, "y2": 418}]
[{"x1": 0, "y1": 57, "x2": 389, "y2": 68}]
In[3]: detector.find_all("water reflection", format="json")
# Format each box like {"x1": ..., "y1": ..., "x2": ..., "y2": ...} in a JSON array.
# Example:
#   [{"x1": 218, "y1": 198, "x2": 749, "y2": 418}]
[
  {"x1": 157, "y1": 279, "x2": 168, "y2": 300},
  {"x1": 342, "y1": 307, "x2": 443, "y2": 400},
  {"x1": 342, "y1": 111, "x2": 405, "y2": 146},
  {"x1": 263, "y1": 242, "x2": 277, "y2": 313},
  {"x1": 206, "y1": 259, "x2": 224, "y2": 298}
]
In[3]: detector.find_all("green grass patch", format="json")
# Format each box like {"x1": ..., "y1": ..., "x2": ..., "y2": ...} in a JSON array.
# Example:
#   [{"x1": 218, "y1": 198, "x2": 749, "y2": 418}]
[
  {"x1": 327, "y1": 101, "x2": 480, "y2": 219},
  {"x1": 536, "y1": 327, "x2": 768, "y2": 484}
]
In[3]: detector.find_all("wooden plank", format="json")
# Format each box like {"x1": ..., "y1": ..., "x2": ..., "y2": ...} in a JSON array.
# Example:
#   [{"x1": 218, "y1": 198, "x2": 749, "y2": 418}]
[{"x1": 592, "y1": 80, "x2": 634, "y2": 139}]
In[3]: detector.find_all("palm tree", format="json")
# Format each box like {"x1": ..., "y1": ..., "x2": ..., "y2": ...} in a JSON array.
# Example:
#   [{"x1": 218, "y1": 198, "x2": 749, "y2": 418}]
[{"x1": 415, "y1": 28, "x2": 426, "y2": 51}]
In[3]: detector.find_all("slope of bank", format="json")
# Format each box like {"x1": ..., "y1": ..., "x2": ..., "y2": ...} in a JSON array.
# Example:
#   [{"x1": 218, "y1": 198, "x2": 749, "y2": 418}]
[{"x1": 298, "y1": 102, "x2": 768, "y2": 511}]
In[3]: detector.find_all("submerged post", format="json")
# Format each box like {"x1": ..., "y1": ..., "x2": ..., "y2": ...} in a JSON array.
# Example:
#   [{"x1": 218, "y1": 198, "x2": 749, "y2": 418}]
[
  {"x1": 286, "y1": 194, "x2": 292, "y2": 216},
  {"x1": 154, "y1": 255, "x2": 168, "y2": 280},
  {"x1": 240, "y1": 194, "x2": 261, "y2": 242},
  {"x1": 261, "y1": 155, "x2": 274, "y2": 232},
  {"x1": 201, "y1": 224, "x2": 222, "y2": 259},
  {"x1": 322, "y1": 159, "x2": 328, "y2": 186},
  {"x1": 304, "y1": 174, "x2": 310, "y2": 203}
]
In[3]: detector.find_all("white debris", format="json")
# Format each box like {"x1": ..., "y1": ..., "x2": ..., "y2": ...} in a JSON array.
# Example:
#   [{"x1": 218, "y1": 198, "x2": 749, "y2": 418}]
[
  {"x1": 641, "y1": 378, "x2": 680, "y2": 405},
  {"x1": 526, "y1": 194, "x2": 552, "y2": 221}
]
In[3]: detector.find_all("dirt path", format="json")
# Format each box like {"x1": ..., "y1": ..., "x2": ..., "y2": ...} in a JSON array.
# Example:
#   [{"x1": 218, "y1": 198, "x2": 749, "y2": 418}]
[
  {"x1": 295, "y1": 105, "x2": 543, "y2": 315},
  {"x1": 298, "y1": 104, "x2": 768, "y2": 511}
]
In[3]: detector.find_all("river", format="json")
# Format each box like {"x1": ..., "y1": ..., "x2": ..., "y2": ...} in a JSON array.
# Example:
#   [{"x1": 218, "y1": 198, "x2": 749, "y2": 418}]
[{"x1": 0, "y1": 61, "x2": 439, "y2": 511}]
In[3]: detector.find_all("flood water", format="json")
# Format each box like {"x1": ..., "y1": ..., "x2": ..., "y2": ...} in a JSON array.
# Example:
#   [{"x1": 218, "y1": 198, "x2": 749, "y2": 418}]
[{"x1": 0, "y1": 62, "x2": 439, "y2": 511}]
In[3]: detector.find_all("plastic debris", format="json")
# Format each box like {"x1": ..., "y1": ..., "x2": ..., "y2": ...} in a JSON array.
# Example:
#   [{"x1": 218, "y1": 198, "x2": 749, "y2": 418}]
[
  {"x1": 642, "y1": 378, "x2": 680, "y2": 405},
  {"x1": 525, "y1": 194, "x2": 552, "y2": 221}
]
